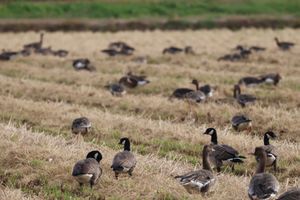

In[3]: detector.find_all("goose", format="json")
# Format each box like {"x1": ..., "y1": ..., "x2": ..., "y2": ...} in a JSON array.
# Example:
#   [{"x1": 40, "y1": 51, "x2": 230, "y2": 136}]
[
  {"x1": 53, "y1": 49, "x2": 68, "y2": 57},
  {"x1": 72, "y1": 58, "x2": 95, "y2": 71},
  {"x1": 0, "y1": 51, "x2": 19, "y2": 61},
  {"x1": 71, "y1": 117, "x2": 92, "y2": 137},
  {"x1": 23, "y1": 33, "x2": 44, "y2": 51},
  {"x1": 259, "y1": 73, "x2": 281, "y2": 86},
  {"x1": 119, "y1": 45, "x2": 135, "y2": 56},
  {"x1": 36, "y1": 46, "x2": 53, "y2": 56},
  {"x1": 184, "y1": 90, "x2": 206, "y2": 103},
  {"x1": 105, "y1": 83, "x2": 126, "y2": 96},
  {"x1": 276, "y1": 188, "x2": 300, "y2": 200},
  {"x1": 184, "y1": 46, "x2": 196, "y2": 55},
  {"x1": 258, "y1": 131, "x2": 278, "y2": 171},
  {"x1": 109, "y1": 41, "x2": 128, "y2": 51},
  {"x1": 231, "y1": 115, "x2": 252, "y2": 132},
  {"x1": 101, "y1": 49, "x2": 120, "y2": 56},
  {"x1": 233, "y1": 85, "x2": 256, "y2": 107},
  {"x1": 236, "y1": 45, "x2": 252, "y2": 57},
  {"x1": 119, "y1": 72, "x2": 150, "y2": 88},
  {"x1": 248, "y1": 147, "x2": 279, "y2": 200},
  {"x1": 238, "y1": 76, "x2": 264, "y2": 87},
  {"x1": 249, "y1": 46, "x2": 266, "y2": 52},
  {"x1": 274, "y1": 37, "x2": 295, "y2": 50},
  {"x1": 111, "y1": 137, "x2": 137, "y2": 179},
  {"x1": 162, "y1": 46, "x2": 183, "y2": 54},
  {"x1": 72, "y1": 150, "x2": 102, "y2": 188},
  {"x1": 203, "y1": 128, "x2": 246, "y2": 172},
  {"x1": 217, "y1": 53, "x2": 246, "y2": 62},
  {"x1": 175, "y1": 145, "x2": 215, "y2": 194},
  {"x1": 192, "y1": 79, "x2": 213, "y2": 97}
]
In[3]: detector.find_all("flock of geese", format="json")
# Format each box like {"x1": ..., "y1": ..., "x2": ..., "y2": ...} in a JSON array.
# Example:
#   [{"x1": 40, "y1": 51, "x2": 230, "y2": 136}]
[{"x1": 1, "y1": 33, "x2": 298, "y2": 199}]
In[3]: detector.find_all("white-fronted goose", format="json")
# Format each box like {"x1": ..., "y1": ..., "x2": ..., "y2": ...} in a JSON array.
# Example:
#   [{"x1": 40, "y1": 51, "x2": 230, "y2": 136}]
[
  {"x1": 71, "y1": 117, "x2": 91, "y2": 137},
  {"x1": 231, "y1": 115, "x2": 252, "y2": 132},
  {"x1": 233, "y1": 85, "x2": 256, "y2": 107},
  {"x1": 238, "y1": 76, "x2": 264, "y2": 87},
  {"x1": 275, "y1": 37, "x2": 295, "y2": 51},
  {"x1": 105, "y1": 83, "x2": 126, "y2": 96},
  {"x1": 72, "y1": 58, "x2": 95, "y2": 71},
  {"x1": 119, "y1": 72, "x2": 150, "y2": 88},
  {"x1": 258, "y1": 131, "x2": 278, "y2": 171},
  {"x1": 203, "y1": 128, "x2": 246, "y2": 172},
  {"x1": 248, "y1": 147, "x2": 279, "y2": 200},
  {"x1": 72, "y1": 150, "x2": 102, "y2": 188},
  {"x1": 175, "y1": 145, "x2": 215, "y2": 194},
  {"x1": 163, "y1": 46, "x2": 183, "y2": 54},
  {"x1": 276, "y1": 188, "x2": 300, "y2": 200},
  {"x1": 23, "y1": 33, "x2": 44, "y2": 51},
  {"x1": 259, "y1": 73, "x2": 281, "y2": 86},
  {"x1": 111, "y1": 137, "x2": 137, "y2": 179}
]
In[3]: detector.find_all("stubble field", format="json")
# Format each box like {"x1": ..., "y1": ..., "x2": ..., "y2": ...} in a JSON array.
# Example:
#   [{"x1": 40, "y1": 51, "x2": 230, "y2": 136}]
[{"x1": 0, "y1": 29, "x2": 299, "y2": 199}]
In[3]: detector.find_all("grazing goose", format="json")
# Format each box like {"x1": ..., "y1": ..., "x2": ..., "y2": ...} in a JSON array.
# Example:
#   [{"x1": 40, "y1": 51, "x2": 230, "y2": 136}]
[
  {"x1": 23, "y1": 33, "x2": 44, "y2": 51},
  {"x1": 238, "y1": 76, "x2": 264, "y2": 87},
  {"x1": 217, "y1": 53, "x2": 246, "y2": 62},
  {"x1": 236, "y1": 45, "x2": 252, "y2": 57},
  {"x1": 105, "y1": 83, "x2": 126, "y2": 96},
  {"x1": 111, "y1": 138, "x2": 137, "y2": 179},
  {"x1": 192, "y1": 79, "x2": 213, "y2": 97},
  {"x1": 233, "y1": 85, "x2": 256, "y2": 107},
  {"x1": 119, "y1": 72, "x2": 150, "y2": 88},
  {"x1": 53, "y1": 49, "x2": 68, "y2": 57},
  {"x1": 72, "y1": 150, "x2": 102, "y2": 188},
  {"x1": 184, "y1": 46, "x2": 196, "y2": 55},
  {"x1": 231, "y1": 115, "x2": 252, "y2": 132},
  {"x1": 72, "y1": 58, "x2": 95, "y2": 71},
  {"x1": 0, "y1": 51, "x2": 19, "y2": 61},
  {"x1": 259, "y1": 73, "x2": 281, "y2": 86},
  {"x1": 249, "y1": 46, "x2": 266, "y2": 52},
  {"x1": 275, "y1": 37, "x2": 295, "y2": 50},
  {"x1": 162, "y1": 46, "x2": 183, "y2": 54},
  {"x1": 258, "y1": 131, "x2": 278, "y2": 171},
  {"x1": 71, "y1": 117, "x2": 92, "y2": 137},
  {"x1": 175, "y1": 145, "x2": 215, "y2": 194},
  {"x1": 276, "y1": 188, "x2": 300, "y2": 200},
  {"x1": 184, "y1": 90, "x2": 206, "y2": 103},
  {"x1": 248, "y1": 147, "x2": 279, "y2": 200},
  {"x1": 203, "y1": 128, "x2": 246, "y2": 172}
]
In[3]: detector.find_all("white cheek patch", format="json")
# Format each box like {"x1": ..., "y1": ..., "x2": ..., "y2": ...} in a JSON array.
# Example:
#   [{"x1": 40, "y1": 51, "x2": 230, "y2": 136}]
[
  {"x1": 94, "y1": 153, "x2": 98, "y2": 159},
  {"x1": 209, "y1": 129, "x2": 214, "y2": 135}
]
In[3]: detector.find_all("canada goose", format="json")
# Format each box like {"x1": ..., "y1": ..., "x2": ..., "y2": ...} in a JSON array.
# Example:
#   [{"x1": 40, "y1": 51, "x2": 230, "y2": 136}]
[
  {"x1": 72, "y1": 58, "x2": 95, "y2": 71},
  {"x1": 72, "y1": 150, "x2": 102, "y2": 188},
  {"x1": 23, "y1": 33, "x2": 44, "y2": 51},
  {"x1": 203, "y1": 128, "x2": 246, "y2": 172},
  {"x1": 53, "y1": 49, "x2": 68, "y2": 57},
  {"x1": 119, "y1": 72, "x2": 150, "y2": 88},
  {"x1": 231, "y1": 115, "x2": 252, "y2": 132},
  {"x1": 249, "y1": 46, "x2": 266, "y2": 52},
  {"x1": 71, "y1": 117, "x2": 91, "y2": 137},
  {"x1": 258, "y1": 131, "x2": 278, "y2": 171},
  {"x1": 274, "y1": 37, "x2": 295, "y2": 51},
  {"x1": 238, "y1": 76, "x2": 264, "y2": 87},
  {"x1": 111, "y1": 137, "x2": 137, "y2": 179},
  {"x1": 259, "y1": 73, "x2": 281, "y2": 86},
  {"x1": 175, "y1": 145, "x2": 215, "y2": 194},
  {"x1": 248, "y1": 147, "x2": 279, "y2": 200},
  {"x1": 162, "y1": 46, "x2": 183, "y2": 54},
  {"x1": 105, "y1": 83, "x2": 126, "y2": 96},
  {"x1": 233, "y1": 85, "x2": 256, "y2": 107},
  {"x1": 276, "y1": 188, "x2": 300, "y2": 200}
]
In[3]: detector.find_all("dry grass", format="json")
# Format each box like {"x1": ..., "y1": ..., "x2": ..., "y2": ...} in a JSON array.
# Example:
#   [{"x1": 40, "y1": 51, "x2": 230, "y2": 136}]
[{"x1": 0, "y1": 29, "x2": 299, "y2": 199}]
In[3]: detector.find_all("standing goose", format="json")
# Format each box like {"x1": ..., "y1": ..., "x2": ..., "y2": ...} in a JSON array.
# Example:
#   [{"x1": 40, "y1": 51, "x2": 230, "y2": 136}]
[
  {"x1": 259, "y1": 73, "x2": 281, "y2": 86},
  {"x1": 274, "y1": 37, "x2": 295, "y2": 51},
  {"x1": 23, "y1": 33, "x2": 44, "y2": 51},
  {"x1": 175, "y1": 145, "x2": 216, "y2": 194},
  {"x1": 248, "y1": 147, "x2": 279, "y2": 200},
  {"x1": 111, "y1": 137, "x2": 137, "y2": 179},
  {"x1": 238, "y1": 76, "x2": 264, "y2": 87},
  {"x1": 233, "y1": 85, "x2": 256, "y2": 107},
  {"x1": 71, "y1": 117, "x2": 92, "y2": 139},
  {"x1": 276, "y1": 188, "x2": 300, "y2": 200},
  {"x1": 258, "y1": 131, "x2": 278, "y2": 171},
  {"x1": 203, "y1": 128, "x2": 246, "y2": 172},
  {"x1": 105, "y1": 83, "x2": 126, "y2": 96},
  {"x1": 231, "y1": 114, "x2": 252, "y2": 132},
  {"x1": 72, "y1": 150, "x2": 102, "y2": 188},
  {"x1": 72, "y1": 58, "x2": 95, "y2": 71}
]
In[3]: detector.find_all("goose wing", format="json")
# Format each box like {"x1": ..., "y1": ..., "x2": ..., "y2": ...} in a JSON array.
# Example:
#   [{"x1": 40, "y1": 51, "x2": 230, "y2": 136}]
[
  {"x1": 72, "y1": 158, "x2": 101, "y2": 176},
  {"x1": 277, "y1": 188, "x2": 300, "y2": 200},
  {"x1": 175, "y1": 169, "x2": 214, "y2": 188},
  {"x1": 111, "y1": 151, "x2": 136, "y2": 171},
  {"x1": 248, "y1": 173, "x2": 279, "y2": 199},
  {"x1": 172, "y1": 88, "x2": 194, "y2": 98},
  {"x1": 231, "y1": 115, "x2": 251, "y2": 126},
  {"x1": 212, "y1": 144, "x2": 240, "y2": 160}
]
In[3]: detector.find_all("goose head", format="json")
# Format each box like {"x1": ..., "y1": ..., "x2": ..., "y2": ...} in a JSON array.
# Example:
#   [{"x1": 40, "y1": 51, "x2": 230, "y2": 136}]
[
  {"x1": 264, "y1": 131, "x2": 277, "y2": 145},
  {"x1": 191, "y1": 79, "x2": 199, "y2": 90},
  {"x1": 203, "y1": 128, "x2": 218, "y2": 145},
  {"x1": 86, "y1": 150, "x2": 102, "y2": 163},
  {"x1": 119, "y1": 137, "x2": 131, "y2": 151}
]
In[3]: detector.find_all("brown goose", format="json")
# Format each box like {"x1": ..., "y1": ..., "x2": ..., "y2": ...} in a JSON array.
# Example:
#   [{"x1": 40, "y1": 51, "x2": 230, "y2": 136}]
[
  {"x1": 275, "y1": 37, "x2": 295, "y2": 51},
  {"x1": 259, "y1": 73, "x2": 281, "y2": 86},
  {"x1": 238, "y1": 76, "x2": 264, "y2": 87},
  {"x1": 111, "y1": 138, "x2": 137, "y2": 179},
  {"x1": 163, "y1": 46, "x2": 183, "y2": 54},
  {"x1": 184, "y1": 46, "x2": 196, "y2": 55},
  {"x1": 231, "y1": 114, "x2": 252, "y2": 132},
  {"x1": 23, "y1": 33, "x2": 44, "y2": 51},
  {"x1": 71, "y1": 117, "x2": 92, "y2": 137},
  {"x1": 258, "y1": 131, "x2": 278, "y2": 171},
  {"x1": 233, "y1": 85, "x2": 256, "y2": 107},
  {"x1": 72, "y1": 150, "x2": 102, "y2": 188},
  {"x1": 248, "y1": 147, "x2": 279, "y2": 200},
  {"x1": 276, "y1": 188, "x2": 300, "y2": 200},
  {"x1": 119, "y1": 72, "x2": 150, "y2": 88},
  {"x1": 203, "y1": 128, "x2": 246, "y2": 172},
  {"x1": 192, "y1": 79, "x2": 213, "y2": 97},
  {"x1": 249, "y1": 46, "x2": 266, "y2": 52},
  {"x1": 53, "y1": 49, "x2": 69, "y2": 57},
  {"x1": 175, "y1": 145, "x2": 215, "y2": 194}
]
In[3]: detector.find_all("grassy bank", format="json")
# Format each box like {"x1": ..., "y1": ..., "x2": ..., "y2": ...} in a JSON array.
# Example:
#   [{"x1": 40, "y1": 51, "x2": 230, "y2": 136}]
[{"x1": 0, "y1": 0, "x2": 299, "y2": 19}]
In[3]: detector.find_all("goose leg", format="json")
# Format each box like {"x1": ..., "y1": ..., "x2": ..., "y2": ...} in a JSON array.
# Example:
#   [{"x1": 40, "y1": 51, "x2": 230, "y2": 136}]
[{"x1": 115, "y1": 172, "x2": 119, "y2": 179}]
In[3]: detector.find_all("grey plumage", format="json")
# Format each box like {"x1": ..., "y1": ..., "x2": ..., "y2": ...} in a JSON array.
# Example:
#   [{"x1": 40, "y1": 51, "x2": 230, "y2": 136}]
[
  {"x1": 258, "y1": 131, "x2": 278, "y2": 171},
  {"x1": 105, "y1": 83, "x2": 126, "y2": 96},
  {"x1": 231, "y1": 115, "x2": 252, "y2": 132},
  {"x1": 276, "y1": 188, "x2": 300, "y2": 200},
  {"x1": 71, "y1": 117, "x2": 91, "y2": 136},
  {"x1": 234, "y1": 85, "x2": 256, "y2": 107}
]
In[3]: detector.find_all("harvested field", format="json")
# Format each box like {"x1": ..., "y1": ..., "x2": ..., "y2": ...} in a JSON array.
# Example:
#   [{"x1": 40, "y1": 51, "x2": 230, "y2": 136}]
[{"x1": 0, "y1": 29, "x2": 299, "y2": 199}]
